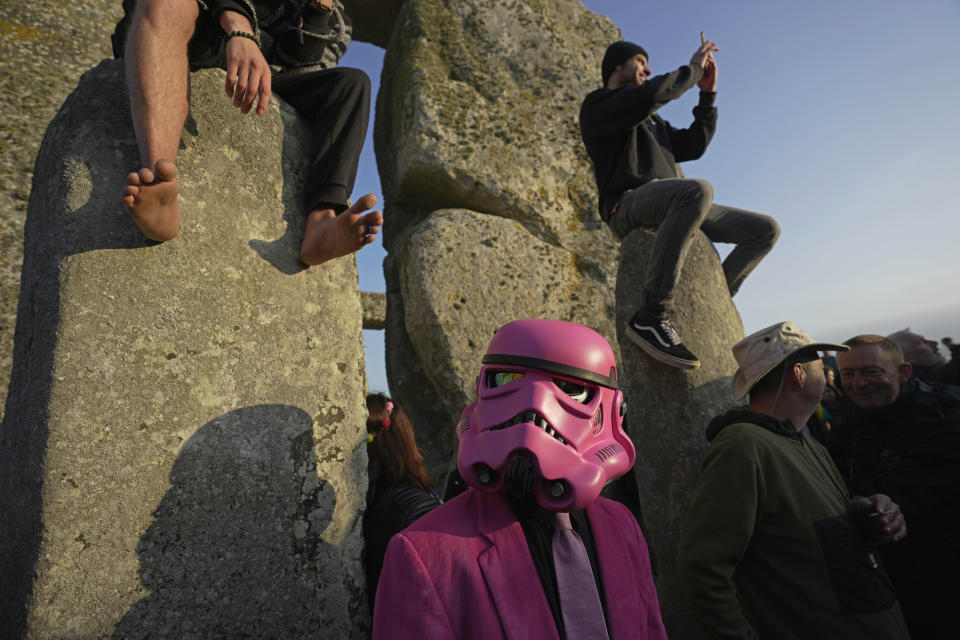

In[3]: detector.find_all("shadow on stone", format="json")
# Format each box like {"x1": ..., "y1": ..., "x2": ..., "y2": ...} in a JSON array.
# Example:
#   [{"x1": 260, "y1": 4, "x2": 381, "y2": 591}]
[
  {"x1": 0, "y1": 60, "x2": 365, "y2": 636},
  {"x1": 112, "y1": 404, "x2": 339, "y2": 638},
  {"x1": 248, "y1": 233, "x2": 309, "y2": 276},
  {"x1": 0, "y1": 60, "x2": 147, "y2": 634},
  {"x1": 246, "y1": 88, "x2": 313, "y2": 276}
]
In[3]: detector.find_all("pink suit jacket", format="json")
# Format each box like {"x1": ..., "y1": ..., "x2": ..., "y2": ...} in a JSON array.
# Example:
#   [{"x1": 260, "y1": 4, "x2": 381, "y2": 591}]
[{"x1": 372, "y1": 489, "x2": 667, "y2": 639}]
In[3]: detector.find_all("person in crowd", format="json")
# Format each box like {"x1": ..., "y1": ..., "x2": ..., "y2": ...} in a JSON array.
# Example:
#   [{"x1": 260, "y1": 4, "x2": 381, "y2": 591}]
[
  {"x1": 836, "y1": 335, "x2": 960, "y2": 639},
  {"x1": 804, "y1": 398, "x2": 832, "y2": 444},
  {"x1": 678, "y1": 321, "x2": 910, "y2": 639},
  {"x1": 822, "y1": 353, "x2": 840, "y2": 381},
  {"x1": 362, "y1": 393, "x2": 441, "y2": 610},
  {"x1": 373, "y1": 319, "x2": 667, "y2": 639},
  {"x1": 112, "y1": 0, "x2": 381, "y2": 264},
  {"x1": 827, "y1": 369, "x2": 854, "y2": 421},
  {"x1": 811, "y1": 365, "x2": 853, "y2": 442},
  {"x1": 888, "y1": 328, "x2": 960, "y2": 385},
  {"x1": 579, "y1": 39, "x2": 779, "y2": 369}
]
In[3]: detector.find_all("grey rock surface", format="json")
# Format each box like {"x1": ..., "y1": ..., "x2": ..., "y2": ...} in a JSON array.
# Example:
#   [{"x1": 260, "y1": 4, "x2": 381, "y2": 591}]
[
  {"x1": 375, "y1": 0, "x2": 619, "y2": 253},
  {"x1": 0, "y1": 62, "x2": 369, "y2": 639},
  {"x1": 616, "y1": 228, "x2": 746, "y2": 639},
  {"x1": 0, "y1": 0, "x2": 393, "y2": 424},
  {"x1": 384, "y1": 248, "x2": 460, "y2": 481},
  {"x1": 397, "y1": 209, "x2": 615, "y2": 468},
  {"x1": 389, "y1": 209, "x2": 620, "y2": 478},
  {"x1": 361, "y1": 290, "x2": 386, "y2": 329},
  {"x1": 342, "y1": 0, "x2": 406, "y2": 48},
  {"x1": 375, "y1": 0, "x2": 621, "y2": 482},
  {"x1": 0, "y1": 0, "x2": 120, "y2": 423}
]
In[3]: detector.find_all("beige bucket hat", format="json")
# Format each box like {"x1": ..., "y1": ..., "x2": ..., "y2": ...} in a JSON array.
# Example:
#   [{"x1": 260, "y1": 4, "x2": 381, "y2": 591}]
[{"x1": 732, "y1": 321, "x2": 848, "y2": 400}]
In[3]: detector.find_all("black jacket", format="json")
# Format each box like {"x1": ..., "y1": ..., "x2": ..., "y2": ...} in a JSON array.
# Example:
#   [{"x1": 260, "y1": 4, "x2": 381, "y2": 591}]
[
  {"x1": 838, "y1": 378, "x2": 960, "y2": 639},
  {"x1": 579, "y1": 63, "x2": 716, "y2": 220},
  {"x1": 840, "y1": 378, "x2": 960, "y2": 513},
  {"x1": 363, "y1": 478, "x2": 440, "y2": 609}
]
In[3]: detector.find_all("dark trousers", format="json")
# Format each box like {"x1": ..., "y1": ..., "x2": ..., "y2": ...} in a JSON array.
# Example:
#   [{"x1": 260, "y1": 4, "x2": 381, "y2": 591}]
[
  {"x1": 607, "y1": 178, "x2": 780, "y2": 314},
  {"x1": 273, "y1": 67, "x2": 370, "y2": 213}
]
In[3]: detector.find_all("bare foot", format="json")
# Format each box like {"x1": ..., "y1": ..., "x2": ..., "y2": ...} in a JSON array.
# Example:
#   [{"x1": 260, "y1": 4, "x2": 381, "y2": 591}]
[
  {"x1": 122, "y1": 159, "x2": 180, "y2": 242},
  {"x1": 299, "y1": 193, "x2": 383, "y2": 266}
]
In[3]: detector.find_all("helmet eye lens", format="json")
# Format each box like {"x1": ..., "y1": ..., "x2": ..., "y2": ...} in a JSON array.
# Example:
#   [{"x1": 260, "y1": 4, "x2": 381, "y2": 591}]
[
  {"x1": 485, "y1": 371, "x2": 596, "y2": 402},
  {"x1": 488, "y1": 371, "x2": 525, "y2": 388},
  {"x1": 553, "y1": 378, "x2": 594, "y2": 404}
]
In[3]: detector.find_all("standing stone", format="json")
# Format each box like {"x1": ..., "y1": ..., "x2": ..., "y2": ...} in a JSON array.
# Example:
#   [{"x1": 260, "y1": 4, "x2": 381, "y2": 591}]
[
  {"x1": 0, "y1": 0, "x2": 119, "y2": 424},
  {"x1": 0, "y1": 61, "x2": 369, "y2": 638},
  {"x1": 374, "y1": 0, "x2": 621, "y2": 478},
  {"x1": 616, "y1": 228, "x2": 746, "y2": 639},
  {"x1": 375, "y1": 0, "x2": 619, "y2": 253},
  {"x1": 383, "y1": 250, "x2": 461, "y2": 481},
  {"x1": 388, "y1": 209, "x2": 619, "y2": 477},
  {"x1": 342, "y1": 0, "x2": 406, "y2": 47},
  {"x1": 360, "y1": 290, "x2": 387, "y2": 329}
]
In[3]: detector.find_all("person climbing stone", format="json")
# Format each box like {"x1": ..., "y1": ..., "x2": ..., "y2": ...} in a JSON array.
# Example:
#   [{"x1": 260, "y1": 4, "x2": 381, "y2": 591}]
[
  {"x1": 112, "y1": 0, "x2": 382, "y2": 265},
  {"x1": 579, "y1": 40, "x2": 780, "y2": 369}
]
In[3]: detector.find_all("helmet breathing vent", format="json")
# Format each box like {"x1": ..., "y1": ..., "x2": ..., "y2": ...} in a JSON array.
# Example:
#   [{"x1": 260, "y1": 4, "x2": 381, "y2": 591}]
[{"x1": 594, "y1": 443, "x2": 624, "y2": 462}]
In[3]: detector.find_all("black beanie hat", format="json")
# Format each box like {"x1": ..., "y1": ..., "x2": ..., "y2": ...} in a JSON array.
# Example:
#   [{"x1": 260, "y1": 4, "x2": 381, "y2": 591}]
[{"x1": 601, "y1": 41, "x2": 648, "y2": 85}]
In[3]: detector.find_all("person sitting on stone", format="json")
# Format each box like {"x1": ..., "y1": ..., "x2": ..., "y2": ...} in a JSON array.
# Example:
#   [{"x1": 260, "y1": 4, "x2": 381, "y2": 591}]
[
  {"x1": 112, "y1": 0, "x2": 382, "y2": 265},
  {"x1": 363, "y1": 393, "x2": 441, "y2": 611},
  {"x1": 835, "y1": 334, "x2": 960, "y2": 640},
  {"x1": 373, "y1": 318, "x2": 667, "y2": 639},
  {"x1": 579, "y1": 40, "x2": 780, "y2": 369},
  {"x1": 678, "y1": 321, "x2": 910, "y2": 639},
  {"x1": 887, "y1": 327, "x2": 960, "y2": 385}
]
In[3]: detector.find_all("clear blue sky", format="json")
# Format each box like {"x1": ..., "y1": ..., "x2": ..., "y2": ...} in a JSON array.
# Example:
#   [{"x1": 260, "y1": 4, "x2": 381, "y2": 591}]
[{"x1": 344, "y1": 0, "x2": 960, "y2": 394}]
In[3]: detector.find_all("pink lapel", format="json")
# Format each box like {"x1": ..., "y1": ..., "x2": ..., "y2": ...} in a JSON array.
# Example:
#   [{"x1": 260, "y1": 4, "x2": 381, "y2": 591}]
[
  {"x1": 590, "y1": 500, "x2": 661, "y2": 639},
  {"x1": 476, "y1": 493, "x2": 560, "y2": 640}
]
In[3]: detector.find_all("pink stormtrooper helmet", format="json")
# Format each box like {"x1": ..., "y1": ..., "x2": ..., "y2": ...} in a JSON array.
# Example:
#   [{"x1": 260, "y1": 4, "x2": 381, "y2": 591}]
[{"x1": 456, "y1": 318, "x2": 635, "y2": 511}]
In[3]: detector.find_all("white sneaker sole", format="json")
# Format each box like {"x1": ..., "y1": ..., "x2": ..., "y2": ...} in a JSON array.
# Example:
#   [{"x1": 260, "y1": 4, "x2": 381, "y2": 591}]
[{"x1": 626, "y1": 325, "x2": 701, "y2": 370}]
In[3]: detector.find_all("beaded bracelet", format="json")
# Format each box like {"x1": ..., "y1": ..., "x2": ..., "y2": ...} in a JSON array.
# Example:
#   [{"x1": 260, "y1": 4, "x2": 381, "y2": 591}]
[{"x1": 225, "y1": 30, "x2": 261, "y2": 47}]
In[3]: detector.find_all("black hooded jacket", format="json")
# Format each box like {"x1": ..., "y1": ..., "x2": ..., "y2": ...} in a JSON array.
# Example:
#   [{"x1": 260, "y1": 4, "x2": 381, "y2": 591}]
[{"x1": 579, "y1": 63, "x2": 716, "y2": 221}]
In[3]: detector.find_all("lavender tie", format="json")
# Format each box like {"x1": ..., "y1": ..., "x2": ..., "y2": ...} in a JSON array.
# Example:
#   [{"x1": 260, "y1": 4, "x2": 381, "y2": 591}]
[{"x1": 552, "y1": 512, "x2": 610, "y2": 639}]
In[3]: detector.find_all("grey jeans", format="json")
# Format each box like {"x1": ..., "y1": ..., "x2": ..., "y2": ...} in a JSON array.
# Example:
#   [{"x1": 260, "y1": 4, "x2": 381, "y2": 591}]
[{"x1": 608, "y1": 178, "x2": 780, "y2": 314}]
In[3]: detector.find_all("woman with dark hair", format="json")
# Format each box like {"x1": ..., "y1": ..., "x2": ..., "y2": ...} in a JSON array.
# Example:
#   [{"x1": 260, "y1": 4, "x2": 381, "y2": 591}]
[{"x1": 363, "y1": 393, "x2": 441, "y2": 609}]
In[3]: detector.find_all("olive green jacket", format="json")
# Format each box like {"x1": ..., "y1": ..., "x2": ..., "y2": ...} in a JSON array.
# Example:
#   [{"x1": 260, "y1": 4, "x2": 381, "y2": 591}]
[{"x1": 677, "y1": 410, "x2": 910, "y2": 639}]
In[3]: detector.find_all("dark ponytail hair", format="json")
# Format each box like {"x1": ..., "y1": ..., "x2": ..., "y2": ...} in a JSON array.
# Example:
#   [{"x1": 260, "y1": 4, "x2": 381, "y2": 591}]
[{"x1": 366, "y1": 393, "x2": 433, "y2": 493}]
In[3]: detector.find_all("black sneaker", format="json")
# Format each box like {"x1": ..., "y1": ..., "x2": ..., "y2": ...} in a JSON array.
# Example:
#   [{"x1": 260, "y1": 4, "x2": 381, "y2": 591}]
[{"x1": 625, "y1": 311, "x2": 701, "y2": 369}]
